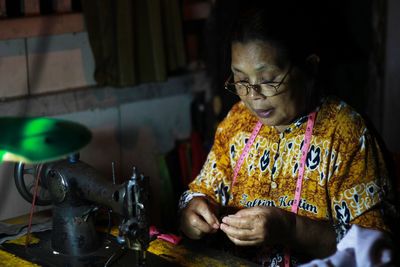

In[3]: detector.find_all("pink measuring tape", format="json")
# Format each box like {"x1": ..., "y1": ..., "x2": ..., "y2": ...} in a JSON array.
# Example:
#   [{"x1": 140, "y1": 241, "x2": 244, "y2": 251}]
[
  {"x1": 231, "y1": 121, "x2": 263, "y2": 190},
  {"x1": 290, "y1": 111, "x2": 316, "y2": 213},
  {"x1": 284, "y1": 111, "x2": 316, "y2": 267},
  {"x1": 230, "y1": 112, "x2": 317, "y2": 267}
]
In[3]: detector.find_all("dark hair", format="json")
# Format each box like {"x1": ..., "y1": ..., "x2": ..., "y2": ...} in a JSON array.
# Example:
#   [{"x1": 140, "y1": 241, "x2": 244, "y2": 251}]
[
  {"x1": 227, "y1": 0, "x2": 324, "y2": 110},
  {"x1": 230, "y1": 0, "x2": 319, "y2": 68}
]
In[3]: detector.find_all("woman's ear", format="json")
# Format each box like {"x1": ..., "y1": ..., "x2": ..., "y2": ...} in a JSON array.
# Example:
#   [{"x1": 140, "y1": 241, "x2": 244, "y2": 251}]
[{"x1": 305, "y1": 54, "x2": 320, "y2": 77}]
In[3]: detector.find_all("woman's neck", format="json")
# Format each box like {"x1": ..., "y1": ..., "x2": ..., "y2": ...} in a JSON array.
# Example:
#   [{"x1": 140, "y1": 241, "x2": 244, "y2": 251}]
[{"x1": 274, "y1": 124, "x2": 289, "y2": 133}]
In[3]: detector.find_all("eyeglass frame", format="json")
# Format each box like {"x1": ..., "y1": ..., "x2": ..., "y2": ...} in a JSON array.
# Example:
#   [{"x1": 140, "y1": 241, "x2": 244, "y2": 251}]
[{"x1": 224, "y1": 64, "x2": 292, "y2": 97}]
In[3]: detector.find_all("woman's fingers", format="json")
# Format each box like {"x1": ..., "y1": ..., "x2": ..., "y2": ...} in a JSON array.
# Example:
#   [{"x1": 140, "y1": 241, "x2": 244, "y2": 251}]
[
  {"x1": 221, "y1": 222, "x2": 262, "y2": 246},
  {"x1": 221, "y1": 214, "x2": 253, "y2": 229},
  {"x1": 225, "y1": 234, "x2": 260, "y2": 246},
  {"x1": 220, "y1": 222, "x2": 255, "y2": 238},
  {"x1": 184, "y1": 221, "x2": 204, "y2": 239},
  {"x1": 199, "y1": 208, "x2": 220, "y2": 230},
  {"x1": 190, "y1": 213, "x2": 216, "y2": 233},
  {"x1": 192, "y1": 197, "x2": 220, "y2": 229},
  {"x1": 181, "y1": 197, "x2": 220, "y2": 239},
  {"x1": 220, "y1": 207, "x2": 269, "y2": 245}
]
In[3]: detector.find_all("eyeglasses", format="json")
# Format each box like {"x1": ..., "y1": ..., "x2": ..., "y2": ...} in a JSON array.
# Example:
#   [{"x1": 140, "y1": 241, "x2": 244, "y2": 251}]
[{"x1": 224, "y1": 65, "x2": 292, "y2": 97}]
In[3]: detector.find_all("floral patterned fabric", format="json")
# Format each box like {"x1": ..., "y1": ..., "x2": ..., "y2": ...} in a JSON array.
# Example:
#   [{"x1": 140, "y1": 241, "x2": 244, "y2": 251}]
[{"x1": 179, "y1": 97, "x2": 395, "y2": 266}]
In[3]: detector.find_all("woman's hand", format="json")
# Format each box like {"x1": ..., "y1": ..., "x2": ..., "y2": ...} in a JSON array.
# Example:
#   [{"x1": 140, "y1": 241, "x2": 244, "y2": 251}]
[
  {"x1": 219, "y1": 206, "x2": 295, "y2": 246},
  {"x1": 179, "y1": 196, "x2": 220, "y2": 239}
]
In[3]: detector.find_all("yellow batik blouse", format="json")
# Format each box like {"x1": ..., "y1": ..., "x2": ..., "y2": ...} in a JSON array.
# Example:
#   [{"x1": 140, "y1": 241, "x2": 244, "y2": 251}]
[{"x1": 179, "y1": 97, "x2": 395, "y2": 265}]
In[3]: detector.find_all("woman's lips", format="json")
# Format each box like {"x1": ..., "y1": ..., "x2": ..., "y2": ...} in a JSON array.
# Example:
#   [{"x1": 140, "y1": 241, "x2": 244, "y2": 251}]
[{"x1": 254, "y1": 108, "x2": 274, "y2": 118}]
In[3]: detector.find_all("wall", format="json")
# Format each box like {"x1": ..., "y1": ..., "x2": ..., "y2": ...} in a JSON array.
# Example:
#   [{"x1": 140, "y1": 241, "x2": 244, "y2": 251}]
[
  {"x1": 382, "y1": 0, "x2": 400, "y2": 153},
  {"x1": 0, "y1": 31, "x2": 208, "y2": 222},
  {"x1": 0, "y1": 32, "x2": 94, "y2": 97}
]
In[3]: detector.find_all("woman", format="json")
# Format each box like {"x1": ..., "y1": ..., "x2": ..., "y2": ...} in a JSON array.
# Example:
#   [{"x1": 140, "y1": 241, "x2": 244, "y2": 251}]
[{"x1": 179, "y1": 1, "x2": 396, "y2": 266}]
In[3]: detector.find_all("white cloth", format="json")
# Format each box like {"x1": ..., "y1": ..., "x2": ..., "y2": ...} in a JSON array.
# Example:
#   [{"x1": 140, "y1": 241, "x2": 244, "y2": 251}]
[{"x1": 300, "y1": 225, "x2": 395, "y2": 267}]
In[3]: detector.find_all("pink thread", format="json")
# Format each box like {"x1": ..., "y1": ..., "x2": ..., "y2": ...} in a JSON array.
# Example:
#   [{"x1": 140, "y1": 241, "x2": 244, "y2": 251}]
[
  {"x1": 157, "y1": 234, "x2": 182, "y2": 245},
  {"x1": 149, "y1": 225, "x2": 182, "y2": 245}
]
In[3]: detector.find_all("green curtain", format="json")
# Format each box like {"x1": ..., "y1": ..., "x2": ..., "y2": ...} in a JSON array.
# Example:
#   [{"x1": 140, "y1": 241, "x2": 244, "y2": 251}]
[{"x1": 81, "y1": 0, "x2": 186, "y2": 87}]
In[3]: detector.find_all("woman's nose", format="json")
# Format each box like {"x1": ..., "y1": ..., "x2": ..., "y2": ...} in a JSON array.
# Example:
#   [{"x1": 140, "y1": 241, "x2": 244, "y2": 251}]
[{"x1": 247, "y1": 85, "x2": 264, "y2": 99}]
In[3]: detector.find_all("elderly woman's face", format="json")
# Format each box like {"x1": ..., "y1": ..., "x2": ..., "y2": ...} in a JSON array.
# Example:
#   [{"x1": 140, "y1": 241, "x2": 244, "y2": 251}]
[{"x1": 231, "y1": 41, "x2": 305, "y2": 131}]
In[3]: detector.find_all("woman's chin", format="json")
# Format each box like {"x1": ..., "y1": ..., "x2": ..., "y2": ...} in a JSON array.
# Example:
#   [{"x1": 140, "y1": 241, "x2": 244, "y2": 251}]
[
  {"x1": 258, "y1": 117, "x2": 290, "y2": 131},
  {"x1": 258, "y1": 117, "x2": 277, "y2": 127}
]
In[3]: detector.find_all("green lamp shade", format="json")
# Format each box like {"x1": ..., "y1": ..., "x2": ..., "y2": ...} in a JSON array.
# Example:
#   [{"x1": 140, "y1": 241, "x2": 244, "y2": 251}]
[{"x1": 0, "y1": 117, "x2": 91, "y2": 163}]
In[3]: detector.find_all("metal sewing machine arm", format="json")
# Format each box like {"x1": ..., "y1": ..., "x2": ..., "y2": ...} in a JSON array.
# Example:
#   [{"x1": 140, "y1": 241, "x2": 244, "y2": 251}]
[
  {"x1": 14, "y1": 156, "x2": 150, "y2": 265},
  {"x1": 118, "y1": 168, "x2": 149, "y2": 265}
]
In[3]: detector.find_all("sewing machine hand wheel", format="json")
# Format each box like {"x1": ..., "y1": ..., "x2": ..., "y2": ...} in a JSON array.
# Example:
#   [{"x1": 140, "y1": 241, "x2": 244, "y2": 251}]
[{"x1": 14, "y1": 162, "x2": 52, "y2": 206}]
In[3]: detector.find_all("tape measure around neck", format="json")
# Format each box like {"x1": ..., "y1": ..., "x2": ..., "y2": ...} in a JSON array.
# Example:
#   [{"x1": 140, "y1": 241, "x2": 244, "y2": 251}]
[
  {"x1": 231, "y1": 112, "x2": 316, "y2": 198},
  {"x1": 291, "y1": 111, "x2": 316, "y2": 213},
  {"x1": 229, "y1": 113, "x2": 317, "y2": 266},
  {"x1": 284, "y1": 111, "x2": 316, "y2": 267},
  {"x1": 231, "y1": 121, "x2": 263, "y2": 190}
]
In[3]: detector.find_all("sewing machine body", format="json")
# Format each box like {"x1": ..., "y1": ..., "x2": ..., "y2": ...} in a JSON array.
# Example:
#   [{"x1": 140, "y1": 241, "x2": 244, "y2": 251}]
[
  {"x1": 13, "y1": 157, "x2": 150, "y2": 266},
  {"x1": 7, "y1": 158, "x2": 258, "y2": 267}
]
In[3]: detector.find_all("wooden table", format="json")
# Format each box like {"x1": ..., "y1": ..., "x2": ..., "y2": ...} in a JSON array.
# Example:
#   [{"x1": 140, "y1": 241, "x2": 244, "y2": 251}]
[{"x1": 0, "y1": 211, "x2": 257, "y2": 267}]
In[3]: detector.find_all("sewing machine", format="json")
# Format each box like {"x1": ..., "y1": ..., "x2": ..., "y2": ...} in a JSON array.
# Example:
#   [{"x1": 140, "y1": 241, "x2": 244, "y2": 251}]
[
  {"x1": 10, "y1": 155, "x2": 154, "y2": 267},
  {"x1": 0, "y1": 117, "x2": 257, "y2": 267}
]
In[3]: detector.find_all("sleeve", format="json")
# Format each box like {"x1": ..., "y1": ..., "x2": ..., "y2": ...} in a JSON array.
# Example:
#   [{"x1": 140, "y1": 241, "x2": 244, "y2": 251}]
[
  {"x1": 178, "y1": 109, "x2": 236, "y2": 210},
  {"x1": 328, "y1": 112, "x2": 396, "y2": 243}
]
